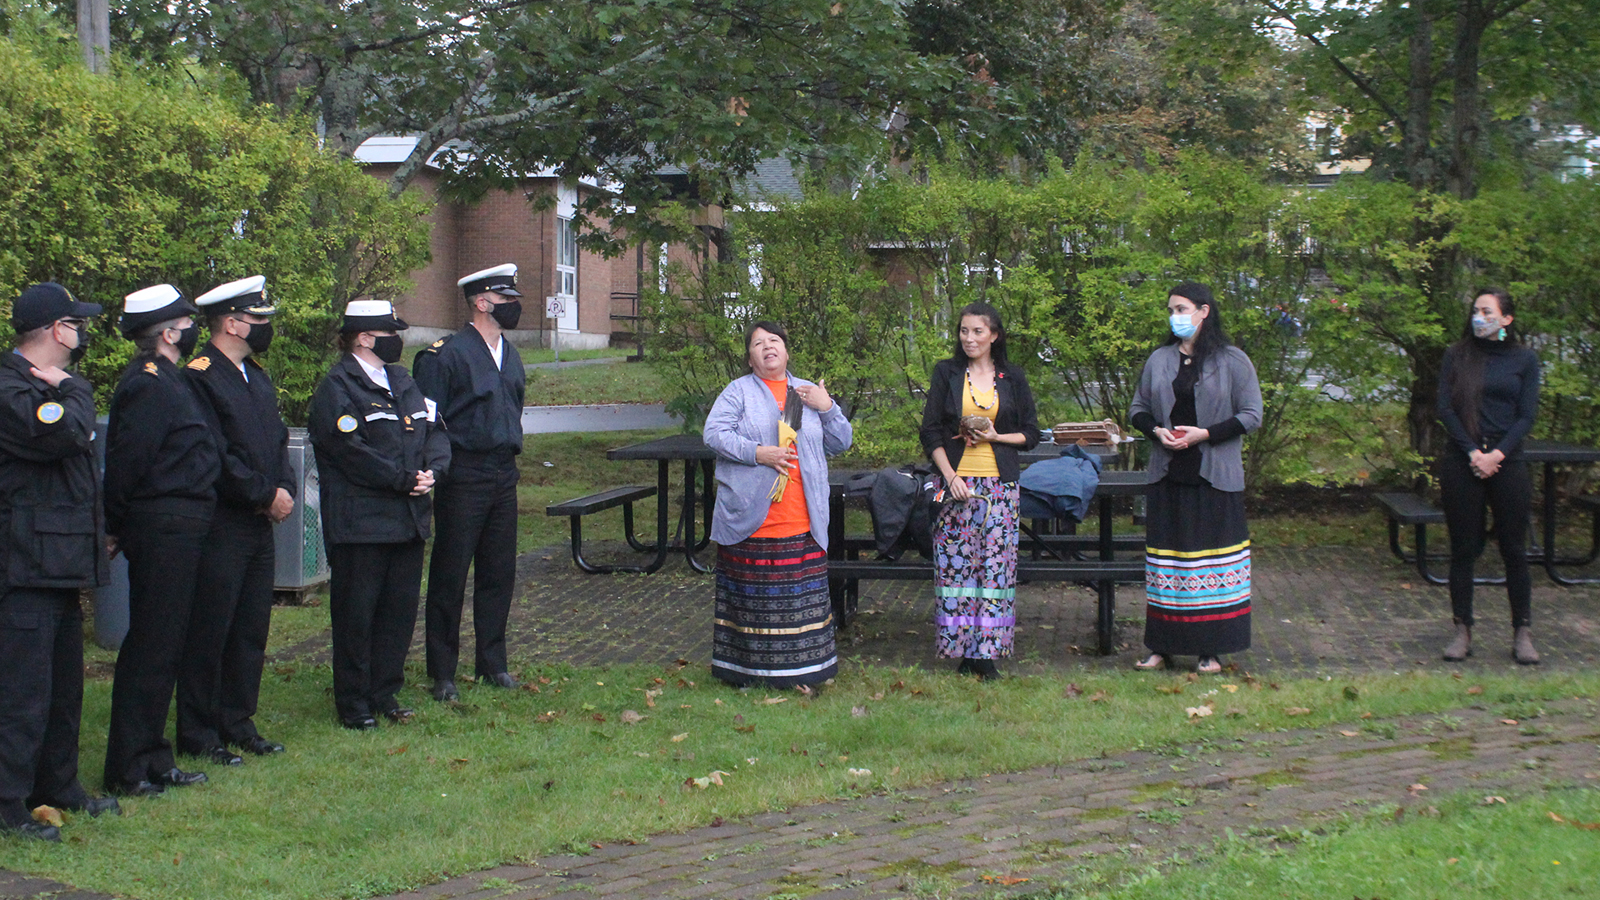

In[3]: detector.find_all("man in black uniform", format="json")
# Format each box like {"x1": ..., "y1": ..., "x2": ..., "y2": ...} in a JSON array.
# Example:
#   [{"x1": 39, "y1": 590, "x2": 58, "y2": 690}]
[
  {"x1": 413, "y1": 263, "x2": 527, "y2": 701},
  {"x1": 309, "y1": 300, "x2": 451, "y2": 729},
  {"x1": 102, "y1": 284, "x2": 218, "y2": 796},
  {"x1": 178, "y1": 275, "x2": 293, "y2": 763},
  {"x1": 0, "y1": 283, "x2": 119, "y2": 841}
]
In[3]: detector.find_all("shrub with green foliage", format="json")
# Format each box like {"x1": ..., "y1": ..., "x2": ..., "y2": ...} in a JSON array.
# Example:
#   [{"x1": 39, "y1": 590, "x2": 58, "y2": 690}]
[{"x1": 0, "y1": 32, "x2": 431, "y2": 420}]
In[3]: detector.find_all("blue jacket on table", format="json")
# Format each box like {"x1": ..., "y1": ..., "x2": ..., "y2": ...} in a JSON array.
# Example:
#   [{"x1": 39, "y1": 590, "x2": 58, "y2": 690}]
[
  {"x1": 0, "y1": 352, "x2": 107, "y2": 588},
  {"x1": 412, "y1": 325, "x2": 525, "y2": 457},
  {"x1": 308, "y1": 355, "x2": 452, "y2": 545},
  {"x1": 184, "y1": 344, "x2": 294, "y2": 515}
]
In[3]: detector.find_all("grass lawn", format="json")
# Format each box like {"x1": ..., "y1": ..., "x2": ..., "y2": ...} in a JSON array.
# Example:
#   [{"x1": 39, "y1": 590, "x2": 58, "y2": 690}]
[
  {"x1": 3, "y1": 663, "x2": 1596, "y2": 900},
  {"x1": 1081, "y1": 787, "x2": 1600, "y2": 900}
]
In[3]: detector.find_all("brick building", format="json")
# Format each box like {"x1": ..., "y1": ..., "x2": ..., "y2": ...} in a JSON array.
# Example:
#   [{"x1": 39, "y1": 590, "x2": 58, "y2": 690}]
[{"x1": 356, "y1": 136, "x2": 644, "y2": 350}]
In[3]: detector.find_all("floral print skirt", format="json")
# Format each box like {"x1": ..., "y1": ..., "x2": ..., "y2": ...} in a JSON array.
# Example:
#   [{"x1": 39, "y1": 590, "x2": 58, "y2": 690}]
[{"x1": 932, "y1": 476, "x2": 1020, "y2": 660}]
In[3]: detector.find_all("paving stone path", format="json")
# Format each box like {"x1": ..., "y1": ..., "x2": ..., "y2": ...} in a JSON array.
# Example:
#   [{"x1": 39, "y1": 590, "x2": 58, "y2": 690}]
[
  {"x1": 4, "y1": 545, "x2": 1597, "y2": 900},
  {"x1": 357, "y1": 701, "x2": 1600, "y2": 900}
]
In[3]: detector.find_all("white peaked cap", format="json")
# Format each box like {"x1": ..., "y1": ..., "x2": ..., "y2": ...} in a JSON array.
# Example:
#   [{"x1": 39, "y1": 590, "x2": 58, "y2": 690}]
[{"x1": 124, "y1": 284, "x2": 182, "y2": 313}]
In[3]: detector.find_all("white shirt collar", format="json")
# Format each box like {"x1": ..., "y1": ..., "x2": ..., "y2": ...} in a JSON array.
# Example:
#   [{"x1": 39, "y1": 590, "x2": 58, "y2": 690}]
[{"x1": 355, "y1": 353, "x2": 391, "y2": 391}]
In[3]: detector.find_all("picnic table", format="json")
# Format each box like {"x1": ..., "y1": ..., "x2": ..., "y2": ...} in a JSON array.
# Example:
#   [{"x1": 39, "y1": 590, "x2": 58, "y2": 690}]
[{"x1": 1376, "y1": 438, "x2": 1600, "y2": 585}]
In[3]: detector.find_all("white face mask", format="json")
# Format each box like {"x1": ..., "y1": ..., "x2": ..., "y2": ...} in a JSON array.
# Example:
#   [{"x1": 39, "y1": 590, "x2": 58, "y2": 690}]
[
  {"x1": 1170, "y1": 312, "x2": 1197, "y2": 340},
  {"x1": 1471, "y1": 314, "x2": 1502, "y2": 339}
]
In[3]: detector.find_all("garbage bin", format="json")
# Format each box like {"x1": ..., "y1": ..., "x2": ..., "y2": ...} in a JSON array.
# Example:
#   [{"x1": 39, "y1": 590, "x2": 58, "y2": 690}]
[{"x1": 274, "y1": 427, "x2": 330, "y2": 595}]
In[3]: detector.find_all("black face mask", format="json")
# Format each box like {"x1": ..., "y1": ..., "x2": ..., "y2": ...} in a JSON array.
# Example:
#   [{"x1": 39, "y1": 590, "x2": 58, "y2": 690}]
[
  {"x1": 65, "y1": 324, "x2": 90, "y2": 365},
  {"x1": 371, "y1": 334, "x2": 404, "y2": 364},
  {"x1": 173, "y1": 323, "x2": 201, "y2": 358},
  {"x1": 489, "y1": 299, "x2": 522, "y2": 331},
  {"x1": 243, "y1": 320, "x2": 274, "y2": 355}
]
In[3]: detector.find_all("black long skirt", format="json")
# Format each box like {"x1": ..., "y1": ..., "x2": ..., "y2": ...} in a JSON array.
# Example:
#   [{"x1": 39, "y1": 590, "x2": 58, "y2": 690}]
[
  {"x1": 1142, "y1": 479, "x2": 1252, "y2": 656},
  {"x1": 712, "y1": 533, "x2": 837, "y2": 688}
]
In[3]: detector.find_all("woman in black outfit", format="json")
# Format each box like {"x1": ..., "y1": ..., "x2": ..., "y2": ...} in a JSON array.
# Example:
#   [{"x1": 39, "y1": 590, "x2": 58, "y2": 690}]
[
  {"x1": 1437, "y1": 288, "x2": 1541, "y2": 664},
  {"x1": 309, "y1": 301, "x2": 452, "y2": 728}
]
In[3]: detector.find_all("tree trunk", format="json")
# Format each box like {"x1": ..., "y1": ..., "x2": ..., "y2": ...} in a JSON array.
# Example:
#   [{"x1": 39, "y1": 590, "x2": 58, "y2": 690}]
[
  {"x1": 1446, "y1": 0, "x2": 1491, "y2": 200},
  {"x1": 1407, "y1": 341, "x2": 1446, "y2": 463},
  {"x1": 1402, "y1": 0, "x2": 1435, "y2": 190},
  {"x1": 77, "y1": 0, "x2": 109, "y2": 74}
]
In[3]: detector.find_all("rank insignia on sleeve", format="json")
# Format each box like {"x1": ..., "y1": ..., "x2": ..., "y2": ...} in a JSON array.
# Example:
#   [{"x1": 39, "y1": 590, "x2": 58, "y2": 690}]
[
  {"x1": 337, "y1": 415, "x2": 358, "y2": 433},
  {"x1": 36, "y1": 402, "x2": 64, "y2": 424},
  {"x1": 143, "y1": 361, "x2": 159, "y2": 375}
]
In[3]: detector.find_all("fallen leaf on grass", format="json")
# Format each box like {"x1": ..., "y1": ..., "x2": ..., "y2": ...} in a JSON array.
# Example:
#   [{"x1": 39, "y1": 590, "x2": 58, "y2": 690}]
[
  {"x1": 538, "y1": 676, "x2": 551, "y2": 685},
  {"x1": 1501, "y1": 719, "x2": 1519, "y2": 725},
  {"x1": 592, "y1": 713, "x2": 607, "y2": 723},
  {"x1": 763, "y1": 697, "x2": 789, "y2": 705},
  {"x1": 1185, "y1": 706, "x2": 1214, "y2": 718},
  {"x1": 870, "y1": 692, "x2": 885, "y2": 701},
  {"x1": 1482, "y1": 796, "x2": 1506, "y2": 805},
  {"x1": 1448, "y1": 857, "x2": 1459, "y2": 864},
  {"x1": 1063, "y1": 683, "x2": 1083, "y2": 698},
  {"x1": 1155, "y1": 683, "x2": 1185, "y2": 695},
  {"x1": 30, "y1": 806, "x2": 62, "y2": 827},
  {"x1": 1408, "y1": 783, "x2": 1428, "y2": 794},
  {"x1": 847, "y1": 768, "x2": 872, "y2": 777},
  {"x1": 386, "y1": 744, "x2": 409, "y2": 756},
  {"x1": 1221, "y1": 684, "x2": 1238, "y2": 693},
  {"x1": 521, "y1": 683, "x2": 541, "y2": 694},
  {"x1": 1284, "y1": 707, "x2": 1312, "y2": 716},
  {"x1": 1088, "y1": 690, "x2": 1109, "y2": 703},
  {"x1": 1466, "y1": 685, "x2": 1484, "y2": 695},
  {"x1": 687, "y1": 770, "x2": 732, "y2": 789},
  {"x1": 619, "y1": 710, "x2": 645, "y2": 724},
  {"x1": 851, "y1": 706, "x2": 869, "y2": 717},
  {"x1": 535, "y1": 712, "x2": 560, "y2": 724},
  {"x1": 1339, "y1": 730, "x2": 1360, "y2": 737},
  {"x1": 671, "y1": 733, "x2": 689, "y2": 742},
  {"x1": 1548, "y1": 812, "x2": 1600, "y2": 829},
  {"x1": 734, "y1": 725, "x2": 755, "y2": 734},
  {"x1": 980, "y1": 875, "x2": 1030, "y2": 886}
]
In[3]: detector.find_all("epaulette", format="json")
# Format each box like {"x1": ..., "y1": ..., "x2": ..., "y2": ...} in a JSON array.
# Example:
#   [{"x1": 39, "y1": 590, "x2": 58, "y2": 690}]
[
  {"x1": 142, "y1": 361, "x2": 160, "y2": 376},
  {"x1": 186, "y1": 356, "x2": 212, "y2": 371},
  {"x1": 418, "y1": 337, "x2": 447, "y2": 355}
]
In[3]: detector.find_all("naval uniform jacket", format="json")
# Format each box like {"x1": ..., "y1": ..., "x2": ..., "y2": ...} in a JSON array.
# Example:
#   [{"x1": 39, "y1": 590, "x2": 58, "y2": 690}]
[
  {"x1": 308, "y1": 355, "x2": 452, "y2": 544},
  {"x1": 412, "y1": 325, "x2": 525, "y2": 458},
  {"x1": 0, "y1": 353, "x2": 106, "y2": 588},
  {"x1": 183, "y1": 345, "x2": 294, "y2": 515},
  {"x1": 103, "y1": 355, "x2": 221, "y2": 538}
]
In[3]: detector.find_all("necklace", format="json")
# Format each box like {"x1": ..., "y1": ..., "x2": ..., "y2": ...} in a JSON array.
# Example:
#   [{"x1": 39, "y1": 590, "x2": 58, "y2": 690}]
[{"x1": 965, "y1": 369, "x2": 996, "y2": 410}]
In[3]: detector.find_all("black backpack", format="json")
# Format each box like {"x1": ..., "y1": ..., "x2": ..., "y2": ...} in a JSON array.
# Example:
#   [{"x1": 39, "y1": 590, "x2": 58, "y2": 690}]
[{"x1": 864, "y1": 464, "x2": 941, "y2": 561}]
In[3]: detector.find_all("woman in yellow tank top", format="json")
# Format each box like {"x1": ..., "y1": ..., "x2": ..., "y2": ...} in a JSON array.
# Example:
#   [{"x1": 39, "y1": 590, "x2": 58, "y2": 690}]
[{"x1": 917, "y1": 303, "x2": 1040, "y2": 679}]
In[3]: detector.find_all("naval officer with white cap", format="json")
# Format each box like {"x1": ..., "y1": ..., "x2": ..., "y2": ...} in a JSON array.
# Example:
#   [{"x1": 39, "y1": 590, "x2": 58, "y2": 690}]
[
  {"x1": 309, "y1": 300, "x2": 450, "y2": 729},
  {"x1": 412, "y1": 264, "x2": 527, "y2": 701},
  {"x1": 177, "y1": 275, "x2": 292, "y2": 763},
  {"x1": 102, "y1": 284, "x2": 220, "y2": 796}
]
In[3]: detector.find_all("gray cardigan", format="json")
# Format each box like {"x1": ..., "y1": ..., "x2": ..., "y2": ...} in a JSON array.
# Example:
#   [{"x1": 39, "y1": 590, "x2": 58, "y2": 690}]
[
  {"x1": 703, "y1": 372, "x2": 854, "y2": 549},
  {"x1": 1128, "y1": 344, "x2": 1263, "y2": 493}
]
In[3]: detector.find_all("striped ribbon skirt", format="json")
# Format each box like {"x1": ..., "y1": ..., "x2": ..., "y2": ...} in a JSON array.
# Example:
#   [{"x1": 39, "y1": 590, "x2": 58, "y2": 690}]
[
  {"x1": 712, "y1": 533, "x2": 837, "y2": 688},
  {"x1": 1142, "y1": 479, "x2": 1252, "y2": 656},
  {"x1": 933, "y1": 477, "x2": 1020, "y2": 660}
]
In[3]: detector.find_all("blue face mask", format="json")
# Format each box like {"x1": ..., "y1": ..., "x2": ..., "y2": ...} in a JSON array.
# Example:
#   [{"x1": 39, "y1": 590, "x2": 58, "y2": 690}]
[{"x1": 1170, "y1": 312, "x2": 1197, "y2": 340}]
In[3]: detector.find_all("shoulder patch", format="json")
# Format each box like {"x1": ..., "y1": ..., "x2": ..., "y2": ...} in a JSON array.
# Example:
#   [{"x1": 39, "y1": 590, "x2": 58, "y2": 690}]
[
  {"x1": 36, "y1": 401, "x2": 64, "y2": 424},
  {"x1": 143, "y1": 361, "x2": 160, "y2": 375},
  {"x1": 336, "y1": 415, "x2": 358, "y2": 433},
  {"x1": 186, "y1": 356, "x2": 212, "y2": 371}
]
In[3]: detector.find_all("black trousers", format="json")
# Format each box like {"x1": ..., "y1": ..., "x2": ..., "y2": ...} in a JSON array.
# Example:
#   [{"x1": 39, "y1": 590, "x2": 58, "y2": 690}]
[
  {"x1": 0, "y1": 586, "x2": 90, "y2": 826},
  {"x1": 1439, "y1": 448, "x2": 1533, "y2": 628},
  {"x1": 104, "y1": 507, "x2": 211, "y2": 788},
  {"x1": 329, "y1": 540, "x2": 424, "y2": 720},
  {"x1": 177, "y1": 506, "x2": 275, "y2": 753},
  {"x1": 425, "y1": 456, "x2": 518, "y2": 681}
]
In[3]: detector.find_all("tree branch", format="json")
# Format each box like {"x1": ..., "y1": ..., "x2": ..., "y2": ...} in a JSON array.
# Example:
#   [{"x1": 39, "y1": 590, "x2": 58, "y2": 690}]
[{"x1": 1260, "y1": 0, "x2": 1407, "y2": 131}]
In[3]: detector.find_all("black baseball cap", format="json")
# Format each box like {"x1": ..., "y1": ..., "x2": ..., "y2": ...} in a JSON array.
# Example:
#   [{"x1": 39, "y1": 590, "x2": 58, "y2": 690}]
[{"x1": 12, "y1": 282, "x2": 103, "y2": 332}]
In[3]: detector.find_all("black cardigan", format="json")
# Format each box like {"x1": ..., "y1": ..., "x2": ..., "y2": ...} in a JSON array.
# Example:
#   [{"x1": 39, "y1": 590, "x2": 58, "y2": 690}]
[{"x1": 919, "y1": 357, "x2": 1041, "y2": 483}]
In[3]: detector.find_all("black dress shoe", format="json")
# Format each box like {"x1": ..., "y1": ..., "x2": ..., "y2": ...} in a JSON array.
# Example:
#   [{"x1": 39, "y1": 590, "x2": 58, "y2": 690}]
[
  {"x1": 201, "y1": 746, "x2": 244, "y2": 766},
  {"x1": 2, "y1": 821, "x2": 60, "y2": 842},
  {"x1": 109, "y1": 780, "x2": 164, "y2": 798},
  {"x1": 479, "y1": 672, "x2": 520, "y2": 689},
  {"x1": 152, "y1": 768, "x2": 208, "y2": 788},
  {"x1": 431, "y1": 679, "x2": 459, "y2": 702},
  {"x1": 78, "y1": 796, "x2": 121, "y2": 817},
  {"x1": 237, "y1": 736, "x2": 285, "y2": 756},
  {"x1": 340, "y1": 715, "x2": 378, "y2": 731},
  {"x1": 381, "y1": 707, "x2": 415, "y2": 723}
]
